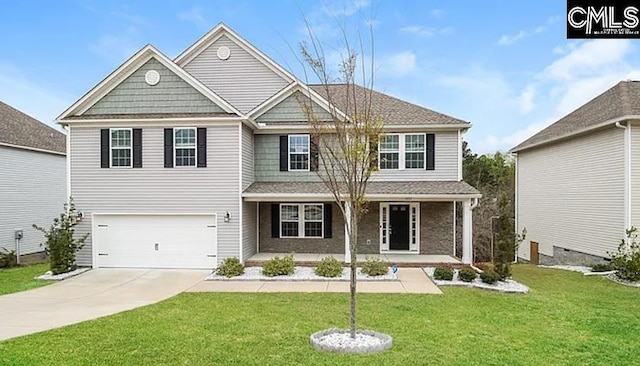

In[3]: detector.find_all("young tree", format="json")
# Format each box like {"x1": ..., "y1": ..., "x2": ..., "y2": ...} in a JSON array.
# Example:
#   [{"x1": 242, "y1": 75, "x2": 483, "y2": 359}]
[{"x1": 299, "y1": 24, "x2": 384, "y2": 338}]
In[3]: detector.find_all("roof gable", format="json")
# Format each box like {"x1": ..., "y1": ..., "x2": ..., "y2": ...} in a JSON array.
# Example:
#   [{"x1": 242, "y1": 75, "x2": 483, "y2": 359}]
[
  {"x1": 176, "y1": 23, "x2": 294, "y2": 113},
  {"x1": 57, "y1": 45, "x2": 240, "y2": 122},
  {"x1": 511, "y1": 81, "x2": 640, "y2": 152},
  {"x1": 0, "y1": 101, "x2": 65, "y2": 154},
  {"x1": 84, "y1": 57, "x2": 227, "y2": 116}
]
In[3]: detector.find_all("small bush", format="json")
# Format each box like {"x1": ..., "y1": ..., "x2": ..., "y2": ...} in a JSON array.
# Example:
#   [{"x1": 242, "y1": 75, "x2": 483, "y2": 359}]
[
  {"x1": 0, "y1": 247, "x2": 18, "y2": 268},
  {"x1": 433, "y1": 266, "x2": 454, "y2": 281},
  {"x1": 475, "y1": 262, "x2": 494, "y2": 272},
  {"x1": 314, "y1": 256, "x2": 343, "y2": 278},
  {"x1": 361, "y1": 257, "x2": 388, "y2": 277},
  {"x1": 215, "y1": 257, "x2": 244, "y2": 278},
  {"x1": 610, "y1": 227, "x2": 640, "y2": 282},
  {"x1": 480, "y1": 270, "x2": 501, "y2": 285},
  {"x1": 458, "y1": 266, "x2": 478, "y2": 282},
  {"x1": 262, "y1": 253, "x2": 295, "y2": 277},
  {"x1": 591, "y1": 263, "x2": 613, "y2": 272}
]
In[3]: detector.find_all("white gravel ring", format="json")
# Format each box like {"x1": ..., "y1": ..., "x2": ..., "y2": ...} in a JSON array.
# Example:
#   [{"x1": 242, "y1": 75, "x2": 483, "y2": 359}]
[
  {"x1": 310, "y1": 328, "x2": 393, "y2": 354},
  {"x1": 207, "y1": 266, "x2": 397, "y2": 281}
]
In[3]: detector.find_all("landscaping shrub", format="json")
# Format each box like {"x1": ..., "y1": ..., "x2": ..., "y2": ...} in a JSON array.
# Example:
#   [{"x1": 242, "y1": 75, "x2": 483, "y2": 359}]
[
  {"x1": 610, "y1": 227, "x2": 640, "y2": 282},
  {"x1": 215, "y1": 257, "x2": 244, "y2": 278},
  {"x1": 314, "y1": 256, "x2": 343, "y2": 278},
  {"x1": 480, "y1": 270, "x2": 501, "y2": 285},
  {"x1": 591, "y1": 263, "x2": 613, "y2": 272},
  {"x1": 33, "y1": 200, "x2": 88, "y2": 275},
  {"x1": 433, "y1": 266, "x2": 454, "y2": 281},
  {"x1": 458, "y1": 266, "x2": 478, "y2": 282},
  {"x1": 0, "y1": 247, "x2": 18, "y2": 268},
  {"x1": 361, "y1": 257, "x2": 388, "y2": 276},
  {"x1": 262, "y1": 253, "x2": 295, "y2": 277},
  {"x1": 475, "y1": 262, "x2": 494, "y2": 272}
]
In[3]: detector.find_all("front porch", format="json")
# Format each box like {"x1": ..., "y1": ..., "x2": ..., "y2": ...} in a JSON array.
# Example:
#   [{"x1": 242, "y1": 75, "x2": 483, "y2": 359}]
[{"x1": 245, "y1": 252, "x2": 463, "y2": 268}]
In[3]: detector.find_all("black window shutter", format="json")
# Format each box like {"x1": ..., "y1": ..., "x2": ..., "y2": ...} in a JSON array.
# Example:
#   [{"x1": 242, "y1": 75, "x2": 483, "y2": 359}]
[
  {"x1": 310, "y1": 135, "x2": 319, "y2": 172},
  {"x1": 323, "y1": 203, "x2": 332, "y2": 238},
  {"x1": 164, "y1": 128, "x2": 173, "y2": 168},
  {"x1": 271, "y1": 204, "x2": 280, "y2": 238},
  {"x1": 369, "y1": 139, "x2": 378, "y2": 169},
  {"x1": 197, "y1": 127, "x2": 207, "y2": 168},
  {"x1": 279, "y1": 135, "x2": 288, "y2": 171},
  {"x1": 426, "y1": 134, "x2": 435, "y2": 170},
  {"x1": 133, "y1": 129, "x2": 142, "y2": 168},
  {"x1": 100, "y1": 129, "x2": 109, "y2": 168}
]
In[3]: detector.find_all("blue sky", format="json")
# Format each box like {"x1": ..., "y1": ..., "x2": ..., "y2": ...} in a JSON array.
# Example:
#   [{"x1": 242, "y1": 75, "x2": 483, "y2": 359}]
[{"x1": 1, "y1": 0, "x2": 639, "y2": 153}]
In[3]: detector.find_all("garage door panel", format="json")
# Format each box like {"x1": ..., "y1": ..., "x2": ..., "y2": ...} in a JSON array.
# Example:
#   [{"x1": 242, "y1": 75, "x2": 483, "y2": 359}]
[{"x1": 94, "y1": 215, "x2": 217, "y2": 269}]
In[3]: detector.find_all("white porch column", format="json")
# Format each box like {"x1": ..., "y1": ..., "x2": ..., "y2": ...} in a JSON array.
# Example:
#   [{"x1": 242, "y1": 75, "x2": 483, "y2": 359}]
[
  {"x1": 344, "y1": 202, "x2": 351, "y2": 264},
  {"x1": 462, "y1": 199, "x2": 473, "y2": 264}
]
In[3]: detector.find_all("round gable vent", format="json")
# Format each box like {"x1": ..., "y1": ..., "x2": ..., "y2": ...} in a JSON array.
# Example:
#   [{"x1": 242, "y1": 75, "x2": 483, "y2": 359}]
[
  {"x1": 145, "y1": 70, "x2": 160, "y2": 86},
  {"x1": 217, "y1": 46, "x2": 231, "y2": 60}
]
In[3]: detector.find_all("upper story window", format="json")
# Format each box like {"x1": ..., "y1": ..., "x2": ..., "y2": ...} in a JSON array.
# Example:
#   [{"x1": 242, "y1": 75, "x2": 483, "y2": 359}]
[
  {"x1": 174, "y1": 127, "x2": 197, "y2": 167},
  {"x1": 110, "y1": 128, "x2": 132, "y2": 167},
  {"x1": 379, "y1": 133, "x2": 430, "y2": 170},
  {"x1": 289, "y1": 134, "x2": 310, "y2": 171}
]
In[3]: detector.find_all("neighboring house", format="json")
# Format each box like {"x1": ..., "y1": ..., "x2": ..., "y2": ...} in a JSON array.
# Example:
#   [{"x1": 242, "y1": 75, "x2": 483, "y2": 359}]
[
  {"x1": 511, "y1": 80, "x2": 640, "y2": 265},
  {"x1": 0, "y1": 101, "x2": 66, "y2": 261},
  {"x1": 57, "y1": 23, "x2": 480, "y2": 269}
]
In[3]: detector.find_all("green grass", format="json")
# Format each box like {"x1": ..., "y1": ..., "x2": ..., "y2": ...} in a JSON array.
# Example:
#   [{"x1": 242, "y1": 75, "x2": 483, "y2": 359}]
[
  {"x1": 1, "y1": 265, "x2": 639, "y2": 365},
  {"x1": 0, "y1": 263, "x2": 51, "y2": 296}
]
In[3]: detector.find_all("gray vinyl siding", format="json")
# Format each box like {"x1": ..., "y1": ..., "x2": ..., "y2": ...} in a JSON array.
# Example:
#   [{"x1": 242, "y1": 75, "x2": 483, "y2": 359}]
[
  {"x1": 0, "y1": 145, "x2": 66, "y2": 255},
  {"x1": 242, "y1": 201, "x2": 257, "y2": 261},
  {"x1": 69, "y1": 124, "x2": 240, "y2": 267},
  {"x1": 242, "y1": 125, "x2": 254, "y2": 190},
  {"x1": 256, "y1": 91, "x2": 333, "y2": 123},
  {"x1": 254, "y1": 131, "x2": 459, "y2": 182},
  {"x1": 631, "y1": 123, "x2": 640, "y2": 228},
  {"x1": 84, "y1": 58, "x2": 225, "y2": 115},
  {"x1": 182, "y1": 35, "x2": 290, "y2": 113},
  {"x1": 516, "y1": 126, "x2": 625, "y2": 260}
]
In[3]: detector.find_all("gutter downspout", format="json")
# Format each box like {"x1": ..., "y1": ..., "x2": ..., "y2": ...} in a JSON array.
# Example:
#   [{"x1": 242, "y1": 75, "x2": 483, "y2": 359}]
[{"x1": 616, "y1": 122, "x2": 631, "y2": 242}]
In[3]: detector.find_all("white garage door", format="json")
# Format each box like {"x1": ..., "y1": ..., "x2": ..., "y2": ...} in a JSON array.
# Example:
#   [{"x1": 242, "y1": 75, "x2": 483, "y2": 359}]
[{"x1": 93, "y1": 214, "x2": 217, "y2": 269}]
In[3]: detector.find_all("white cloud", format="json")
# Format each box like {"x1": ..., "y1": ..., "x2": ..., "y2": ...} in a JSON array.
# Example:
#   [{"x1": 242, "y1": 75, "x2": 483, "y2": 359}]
[
  {"x1": 542, "y1": 40, "x2": 631, "y2": 81},
  {"x1": 0, "y1": 62, "x2": 74, "y2": 128},
  {"x1": 178, "y1": 7, "x2": 208, "y2": 29},
  {"x1": 400, "y1": 25, "x2": 452, "y2": 37},
  {"x1": 379, "y1": 52, "x2": 417, "y2": 77},
  {"x1": 518, "y1": 85, "x2": 535, "y2": 114},
  {"x1": 479, "y1": 119, "x2": 553, "y2": 153},
  {"x1": 430, "y1": 9, "x2": 444, "y2": 18},
  {"x1": 89, "y1": 30, "x2": 140, "y2": 63},
  {"x1": 497, "y1": 15, "x2": 559, "y2": 46}
]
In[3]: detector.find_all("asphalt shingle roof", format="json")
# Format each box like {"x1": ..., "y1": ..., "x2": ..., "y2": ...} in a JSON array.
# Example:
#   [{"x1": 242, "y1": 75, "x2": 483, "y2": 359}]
[
  {"x1": 243, "y1": 181, "x2": 480, "y2": 196},
  {"x1": 511, "y1": 80, "x2": 640, "y2": 152},
  {"x1": 0, "y1": 101, "x2": 66, "y2": 154},
  {"x1": 309, "y1": 84, "x2": 469, "y2": 126}
]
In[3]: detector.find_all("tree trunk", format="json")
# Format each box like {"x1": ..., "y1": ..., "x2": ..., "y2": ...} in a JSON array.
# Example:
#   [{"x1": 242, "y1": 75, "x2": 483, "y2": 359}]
[{"x1": 349, "y1": 217, "x2": 358, "y2": 338}]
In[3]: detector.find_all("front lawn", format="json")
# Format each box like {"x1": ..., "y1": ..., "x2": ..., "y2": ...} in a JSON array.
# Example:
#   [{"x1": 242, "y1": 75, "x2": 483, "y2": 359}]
[
  {"x1": 0, "y1": 265, "x2": 638, "y2": 365},
  {"x1": 0, "y1": 263, "x2": 51, "y2": 296}
]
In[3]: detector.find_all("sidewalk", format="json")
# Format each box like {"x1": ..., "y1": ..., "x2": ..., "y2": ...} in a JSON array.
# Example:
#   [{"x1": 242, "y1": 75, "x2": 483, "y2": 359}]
[{"x1": 187, "y1": 268, "x2": 442, "y2": 294}]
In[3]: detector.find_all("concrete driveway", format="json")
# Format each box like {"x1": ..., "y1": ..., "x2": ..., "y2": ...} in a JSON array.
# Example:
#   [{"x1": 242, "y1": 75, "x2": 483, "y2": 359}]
[{"x1": 0, "y1": 268, "x2": 209, "y2": 341}]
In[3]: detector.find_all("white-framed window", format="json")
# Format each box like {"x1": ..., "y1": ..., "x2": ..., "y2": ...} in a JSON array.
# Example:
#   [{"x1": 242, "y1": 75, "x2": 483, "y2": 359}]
[
  {"x1": 289, "y1": 134, "x2": 310, "y2": 171},
  {"x1": 379, "y1": 133, "x2": 426, "y2": 170},
  {"x1": 110, "y1": 128, "x2": 132, "y2": 167},
  {"x1": 280, "y1": 203, "x2": 323, "y2": 238},
  {"x1": 379, "y1": 134, "x2": 399, "y2": 170},
  {"x1": 174, "y1": 127, "x2": 197, "y2": 167},
  {"x1": 405, "y1": 134, "x2": 425, "y2": 169}
]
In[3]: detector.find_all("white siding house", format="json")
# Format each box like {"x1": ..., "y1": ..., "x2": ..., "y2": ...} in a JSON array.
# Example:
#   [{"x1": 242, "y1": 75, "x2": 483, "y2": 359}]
[
  {"x1": 0, "y1": 101, "x2": 66, "y2": 261},
  {"x1": 512, "y1": 81, "x2": 640, "y2": 265}
]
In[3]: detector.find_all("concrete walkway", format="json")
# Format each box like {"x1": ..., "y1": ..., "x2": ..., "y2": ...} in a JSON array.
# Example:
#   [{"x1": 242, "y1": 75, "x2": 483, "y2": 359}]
[
  {"x1": 0, "y1": 268, "x2": 209, "y2": 341},
  {"x1": 188, "y1": 268, "x2": 442, "y2": 294}
]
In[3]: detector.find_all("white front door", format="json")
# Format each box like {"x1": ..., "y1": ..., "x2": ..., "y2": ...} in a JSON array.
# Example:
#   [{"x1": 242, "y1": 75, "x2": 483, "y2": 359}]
[
  {"x1": 380, "y1": 203, "x2": 420, "y2": 252},
  {"x1": 93, "y1": 214, "x2": 217, "y2": 269}
]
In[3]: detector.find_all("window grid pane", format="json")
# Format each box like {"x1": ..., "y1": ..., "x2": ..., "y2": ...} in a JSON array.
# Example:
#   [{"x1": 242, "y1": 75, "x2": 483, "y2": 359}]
[
  {"x1": 380, "y1": 152, "x2": 399, "y2": 169},
  {"x1": 175, "y1": 128, "x2": 196, "y2": 147},
  {"x1": 289, "y1": 135, "x2": 310, "y2": 171},
  {"x1": 289, "y1": 135, "x2": 309, "y2": 153},
  {"x1": 175, "y1": 148, "x2": 196, "y2": 167},
  {"x1": 281, "y1": 222, "x2": 299, "y2": 237},
  {"x1": 380, "y1": 135, "x2": 399, "y2": 151},
  {"x1": 281, "y1": 205, "x2": 299, "y2": 221},
  {"x1": 304, "y1": 205, "x2": 323, "y2": 221},
  {"x1": 405, "y1": 134, "x2": 425, "y2": 152},
  {"x1": 111, "y1": 148, "x2": 131, "y2": 167},
  {"x1": 405, "y1": 152, "x2": 424, "y2": 169},
  {"x1": 111, "y1": 129, "x2": 131, "y2": 148},
  {"x1": 304, "y1": 222, "x2": 322, "y2": 237},
  {"x1": 289, "y1": 154, "x2": 309, "y2": 170}
]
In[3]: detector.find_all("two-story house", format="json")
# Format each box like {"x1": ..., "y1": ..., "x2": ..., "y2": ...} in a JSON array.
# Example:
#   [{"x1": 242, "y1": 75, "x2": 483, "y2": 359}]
[{"x1": 57, "y1": 23, "x2": 480, "y2": 269}]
